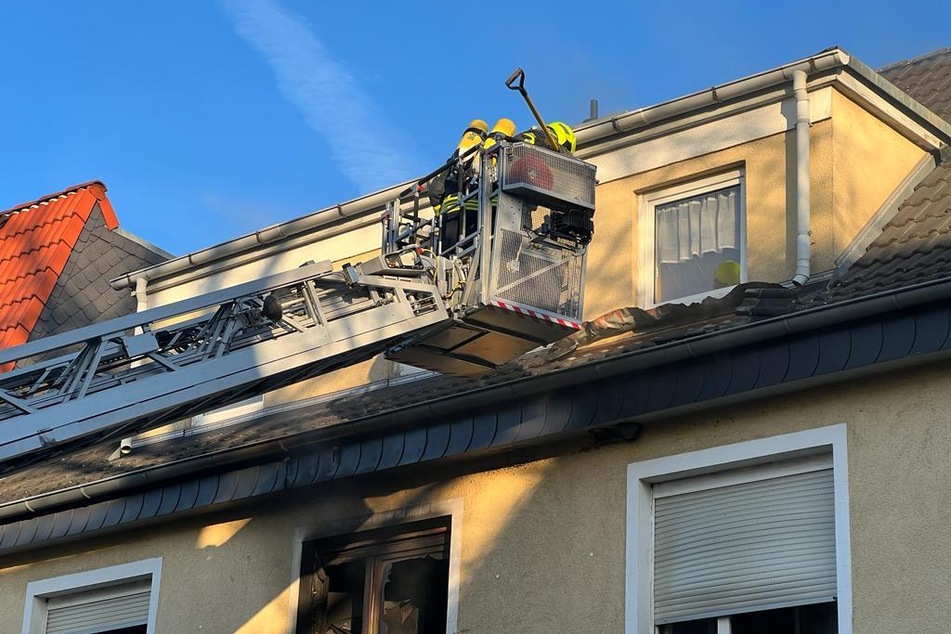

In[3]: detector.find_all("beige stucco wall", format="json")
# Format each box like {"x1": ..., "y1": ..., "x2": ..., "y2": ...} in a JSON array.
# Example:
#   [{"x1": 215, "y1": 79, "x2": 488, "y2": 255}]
[
  {"x1": 3, "y1": 358, "x2": 951, "y2": 633},
  {"x1": 583, "y1": 88, "x2": 927, "y2": 318},
  {"x1": 830, "y1": 91, "x2": 927, "y2": 258}
]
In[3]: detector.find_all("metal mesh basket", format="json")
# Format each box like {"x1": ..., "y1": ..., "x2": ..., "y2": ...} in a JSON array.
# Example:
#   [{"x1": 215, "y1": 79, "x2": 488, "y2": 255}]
[
  {"x1": 490, "y1": 228, "x2": 584, "y2": 318},
  {"x1": 500, "y1": 143, "x2": 596, "y2": 210}
]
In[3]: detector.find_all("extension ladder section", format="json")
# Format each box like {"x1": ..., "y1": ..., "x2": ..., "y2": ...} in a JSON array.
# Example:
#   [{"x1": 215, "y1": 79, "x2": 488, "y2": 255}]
[
  {"x1": 0, "y1": 138, "x2": 598, "y2": 467},
  {"x1": 0, "y1": 260, "x2": 449, "y2": 467}
]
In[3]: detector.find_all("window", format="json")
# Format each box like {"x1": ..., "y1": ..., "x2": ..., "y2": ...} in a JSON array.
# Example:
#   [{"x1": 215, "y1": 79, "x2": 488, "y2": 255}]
[
  {"x1": 640, "y1": 171, "x2": 745, "y2": 306},
  {"x1": 22, "y1": 558, "x2": 162, "y2": 634},
  {"x1": 627, "y1": 426, "x2": 851, "y2": 634},
  {"x1": 297, "y1": 516, "x2": 453, "y2": 634}
]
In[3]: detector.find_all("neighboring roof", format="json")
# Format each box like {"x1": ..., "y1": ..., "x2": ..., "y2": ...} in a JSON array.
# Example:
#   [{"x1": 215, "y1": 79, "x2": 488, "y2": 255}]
[
  {"x1": 0, "y1": 181, "x2": 169, "y2": 376},
  {"x1": 0, "y1": 182, "x2": 117, "y2": 351}
]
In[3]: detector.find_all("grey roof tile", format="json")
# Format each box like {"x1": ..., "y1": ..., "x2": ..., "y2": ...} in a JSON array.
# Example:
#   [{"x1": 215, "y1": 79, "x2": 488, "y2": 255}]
[
  {"x1": 880, "y1": 48, "x2": 951, "y2": 122},
  {"x1": 31, "y1": 205, "x2": 167, "y2": 342},
  {"x1": 813, "y1": 50, "x2": 951, "y2": 303}
]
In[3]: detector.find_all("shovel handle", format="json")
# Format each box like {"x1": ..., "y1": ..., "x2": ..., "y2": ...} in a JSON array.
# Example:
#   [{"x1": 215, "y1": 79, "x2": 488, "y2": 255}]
[
  {"x1": 505, "y1": 67, "x2": 560, "y2": 151},
  {"x1": 505, "y1": 68, "x2": 525, "y2": 93}
]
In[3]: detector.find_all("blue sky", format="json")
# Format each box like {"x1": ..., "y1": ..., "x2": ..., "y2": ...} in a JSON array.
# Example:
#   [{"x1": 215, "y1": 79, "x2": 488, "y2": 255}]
[{"x1": 2, "y1": 0, "x2": 949, "y2": 255}]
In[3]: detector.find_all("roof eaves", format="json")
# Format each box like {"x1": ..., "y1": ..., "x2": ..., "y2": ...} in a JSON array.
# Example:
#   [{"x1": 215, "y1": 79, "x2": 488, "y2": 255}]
[
  {"x1": 573, "y1": 47, "x2": 951, "y2": 156},
  {"x1": 842, "y1": 53, "x2": 951, "y2": 143},
  {"x1": 4, "y1": 269, "x2": 951, "y2": 551}
]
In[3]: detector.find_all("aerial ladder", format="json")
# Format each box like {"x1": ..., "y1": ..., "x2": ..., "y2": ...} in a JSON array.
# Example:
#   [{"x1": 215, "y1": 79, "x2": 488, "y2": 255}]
[{"x1": 0, "y1": 105, "x2": 596, "y2": 472}]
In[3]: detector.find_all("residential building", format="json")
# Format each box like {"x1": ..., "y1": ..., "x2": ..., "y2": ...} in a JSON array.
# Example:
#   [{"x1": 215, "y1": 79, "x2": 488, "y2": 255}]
[{"x1": 2, "y1": 48, "x2": 951, "y2": 634}]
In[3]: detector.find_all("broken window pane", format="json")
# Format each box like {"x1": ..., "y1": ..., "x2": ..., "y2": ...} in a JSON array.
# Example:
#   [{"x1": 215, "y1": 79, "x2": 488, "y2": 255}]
[{"x1": 298, "y1": 517, "x2": 450, "y2": 634}]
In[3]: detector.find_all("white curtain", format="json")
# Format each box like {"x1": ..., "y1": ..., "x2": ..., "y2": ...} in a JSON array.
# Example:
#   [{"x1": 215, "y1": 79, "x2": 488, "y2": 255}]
[{"x1": 657, "y1": 188, "x2": 737, "y2": 264}]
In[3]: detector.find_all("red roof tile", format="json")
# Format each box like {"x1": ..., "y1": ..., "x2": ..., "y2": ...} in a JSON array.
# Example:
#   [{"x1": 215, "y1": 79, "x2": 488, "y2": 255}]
[{"x1": 0, "y1": 181, "x2": 118, "y2": 356}]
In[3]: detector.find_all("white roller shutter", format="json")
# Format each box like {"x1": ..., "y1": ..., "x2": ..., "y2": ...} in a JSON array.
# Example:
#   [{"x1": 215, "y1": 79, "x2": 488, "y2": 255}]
[
  {"x1": 45, "y1": 580, "x2": 150, "y2": 634},
  {"x1": 653, "y1": 467, "x2": 836, "y2": 625}
]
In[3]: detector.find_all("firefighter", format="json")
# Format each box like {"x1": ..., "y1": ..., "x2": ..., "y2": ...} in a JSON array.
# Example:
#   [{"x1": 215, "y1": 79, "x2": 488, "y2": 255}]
[
  {"x1": 427, "y1": 120, "x2": 488, "y2": 253},
  {"x1": 508, "y1": 121, "x2": 577, "y2": 192},
  {"x1": 474, "y1": 117, "x2": 517, "y2": 176},
  {"x1": 516, "y1": 120, "x2": 577, "y2": 155}
]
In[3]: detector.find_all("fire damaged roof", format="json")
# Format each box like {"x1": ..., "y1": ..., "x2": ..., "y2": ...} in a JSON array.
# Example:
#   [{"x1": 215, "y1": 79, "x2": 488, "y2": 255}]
[{"x1": 3, "y1": 48, "x2": 951, "y2": 554}]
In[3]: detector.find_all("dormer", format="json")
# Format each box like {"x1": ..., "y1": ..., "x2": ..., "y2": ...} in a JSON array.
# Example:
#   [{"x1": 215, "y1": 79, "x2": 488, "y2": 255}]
[{"x1": 574, "y1": 48, "x2": 951, "y2": 316}]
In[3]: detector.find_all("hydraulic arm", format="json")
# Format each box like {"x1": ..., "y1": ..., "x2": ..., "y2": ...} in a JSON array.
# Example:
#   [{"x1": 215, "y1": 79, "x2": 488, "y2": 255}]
[
  {"x1": 0, "y1": 137, "x2": 596, "y2": 469},
  {"x1": 0, "y1": 261, "x2": 447, "y2": 467}
]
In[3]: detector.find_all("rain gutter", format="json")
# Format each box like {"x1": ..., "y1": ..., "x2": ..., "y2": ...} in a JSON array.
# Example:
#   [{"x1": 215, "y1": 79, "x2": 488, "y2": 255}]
[
  {"x1": 110, "y1": 180, "x2": 415, "y2": 291},
  {"x1": 7, "y1": 271, "x2": 951, "y2": 523},
  {"x1": 573, "y1": 47, "x2": 951, "y2": 152}
]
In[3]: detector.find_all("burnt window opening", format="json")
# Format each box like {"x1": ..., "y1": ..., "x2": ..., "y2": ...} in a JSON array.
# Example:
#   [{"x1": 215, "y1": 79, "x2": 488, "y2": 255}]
[{"x1": 298, "y1": 517, "x2": 451, "y2": 634}]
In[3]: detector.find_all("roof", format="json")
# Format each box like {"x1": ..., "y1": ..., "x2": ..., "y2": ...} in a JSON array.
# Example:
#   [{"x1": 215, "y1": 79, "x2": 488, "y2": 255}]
[
  {"x1": 3, "y1": 48, "x2": 951, "y2": 552},
  {"x1": 0, "y1": 182, "x2": 118, "y2": 353},
  {"x1": 822, "y1": 49, "x2": 951, "y2": 302},
  {"x1": 0, "y1": 182, "x2": 169, "y2": 372},
  {"x1": 879, "y1": 48, "x2": 951, "y2": 122}
]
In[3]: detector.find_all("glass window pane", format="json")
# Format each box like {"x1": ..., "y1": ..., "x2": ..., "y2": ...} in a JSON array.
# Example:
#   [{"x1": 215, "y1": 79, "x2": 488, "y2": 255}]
[
  {"x1": 655, "y1": 185, "x2": 740, "y2": 303},
  {"x1": 731, "y1": 603, "x2": 837, "y2": 634}
]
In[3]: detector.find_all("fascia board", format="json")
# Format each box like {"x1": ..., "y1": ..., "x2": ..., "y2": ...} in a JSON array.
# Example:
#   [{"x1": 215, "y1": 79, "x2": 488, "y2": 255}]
[{"x1": 576, "y1": 49, "x2": 951, "y2": 161}]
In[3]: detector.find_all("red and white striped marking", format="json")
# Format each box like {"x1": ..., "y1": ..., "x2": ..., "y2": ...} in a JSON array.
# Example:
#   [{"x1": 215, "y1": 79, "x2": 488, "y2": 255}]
[{"x1": 487, "y1": 300, "x2": 582, "y2": 330}]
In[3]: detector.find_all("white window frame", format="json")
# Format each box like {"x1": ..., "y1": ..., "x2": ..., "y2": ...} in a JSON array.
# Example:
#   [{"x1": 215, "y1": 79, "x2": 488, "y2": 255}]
[
  {"x1": 22, "y1": 557, "x2": 162, "y2": 634},
  {"x1": 289, "y1": 498, "x2": 463, "y2": 634},
  {"x1": 638, "y1": 169, "x2": 747, "y2": 307},
  {"x1": 626, "y1": 425, "x2": 851, "y2": 634}
]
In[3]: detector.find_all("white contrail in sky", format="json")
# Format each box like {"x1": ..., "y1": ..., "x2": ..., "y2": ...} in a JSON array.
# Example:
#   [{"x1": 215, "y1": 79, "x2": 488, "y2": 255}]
[{"x1": 220, "y1": 0, "x2": 422, "y2": 193}]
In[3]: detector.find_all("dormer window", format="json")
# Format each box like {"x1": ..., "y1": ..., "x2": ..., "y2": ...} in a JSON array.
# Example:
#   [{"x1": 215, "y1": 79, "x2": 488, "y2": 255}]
[{"x1": 640, "y1": 169, "x2": 746, "y2": 306}]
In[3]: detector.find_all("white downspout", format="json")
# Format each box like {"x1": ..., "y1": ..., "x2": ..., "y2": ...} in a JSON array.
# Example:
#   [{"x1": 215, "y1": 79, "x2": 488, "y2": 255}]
[
  {"x1": 134, "y1": 276, "x2": 149, "y2": 314},
  {"x1": 792, "y1": 69, "x2": 811, "y2": 286},
  {"x1": 120, "y1": 276, "x2": 151, "y2": 456}
]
